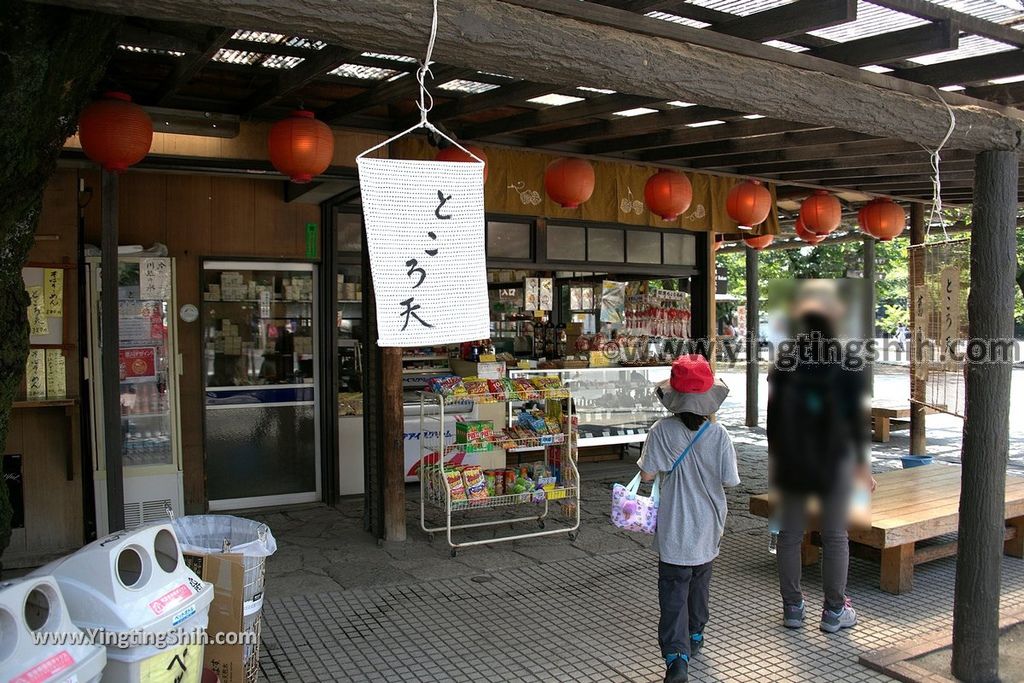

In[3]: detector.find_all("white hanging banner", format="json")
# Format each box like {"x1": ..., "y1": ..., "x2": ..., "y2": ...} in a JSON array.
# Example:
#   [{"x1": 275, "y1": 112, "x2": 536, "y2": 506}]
[{"x1": 358, "y1": 157, "x2": 489, "y2": 347}]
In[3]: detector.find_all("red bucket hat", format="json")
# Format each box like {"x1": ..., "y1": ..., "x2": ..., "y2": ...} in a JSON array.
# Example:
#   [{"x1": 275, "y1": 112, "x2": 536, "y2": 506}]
[
  {"x1": 655, "y1": 354, "x2": 729, "y2": 415},
  {"x1": 670, "y1": 354, "x2": 715, "y2": 394}
]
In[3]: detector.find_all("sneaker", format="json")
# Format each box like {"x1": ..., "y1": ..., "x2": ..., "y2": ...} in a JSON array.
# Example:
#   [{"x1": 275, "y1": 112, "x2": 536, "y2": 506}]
[
  {"x1": 664, "y1": 654, "x2": 689, "y2": 683},
  {"x1": 820, "y1": 597, "x2": 858, "y2": 633},
  {"x1": 690, "y1": 632, "x2": 704, "y2": 656},
  {"x1": 783, "y1": 601, "x2": 805, "y2": 629}
]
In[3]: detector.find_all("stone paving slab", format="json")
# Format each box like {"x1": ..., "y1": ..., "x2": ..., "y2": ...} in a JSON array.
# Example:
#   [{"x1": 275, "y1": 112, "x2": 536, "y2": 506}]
[{"x1": 259, "y1": 530, "x2": 1024, "y2": 682}]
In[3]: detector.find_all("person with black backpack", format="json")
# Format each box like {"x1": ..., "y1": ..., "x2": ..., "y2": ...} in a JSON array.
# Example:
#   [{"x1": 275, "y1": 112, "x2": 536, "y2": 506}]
[{"x1": 766, "y1": 298, "x2": 873, "y2": 634}]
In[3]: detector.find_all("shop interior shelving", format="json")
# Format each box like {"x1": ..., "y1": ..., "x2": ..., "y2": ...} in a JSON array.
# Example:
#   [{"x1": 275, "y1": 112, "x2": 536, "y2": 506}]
[{"x1": 418, "y1": 388, "x2": 581, "y2": 556}]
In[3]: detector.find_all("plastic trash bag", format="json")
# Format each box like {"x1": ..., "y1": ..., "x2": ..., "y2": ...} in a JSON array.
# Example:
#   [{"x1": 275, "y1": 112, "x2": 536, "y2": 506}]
[{"x1": 171, "y1": 515, "x2": 277, "y2": 557}]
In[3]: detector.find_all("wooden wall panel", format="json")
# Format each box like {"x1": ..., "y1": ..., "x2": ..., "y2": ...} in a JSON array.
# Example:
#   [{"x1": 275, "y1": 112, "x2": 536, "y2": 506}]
[
  {"x1": 31, "y1": 169, "x2": 79, "y2": 263},
  {"x1": 209, "y1": 177, "x2": 255, "y2": 255},
  {"x1": 252, "y1": 181, "x2": 301, "y2": 258},
  {"x1": 118, "y1": 173, "x2": 168, "y2": 246}
]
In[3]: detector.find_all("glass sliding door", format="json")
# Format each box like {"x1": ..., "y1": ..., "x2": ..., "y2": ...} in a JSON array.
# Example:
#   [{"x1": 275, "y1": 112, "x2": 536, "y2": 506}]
[{"x1": 200, "y1": 261, "x2": 320, "y2": 509}]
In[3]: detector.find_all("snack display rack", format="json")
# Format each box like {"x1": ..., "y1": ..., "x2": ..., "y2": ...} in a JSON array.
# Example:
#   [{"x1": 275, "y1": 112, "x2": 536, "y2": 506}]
[{"x1": 418, "y1": 383, "x2": 581, "y2": 556}]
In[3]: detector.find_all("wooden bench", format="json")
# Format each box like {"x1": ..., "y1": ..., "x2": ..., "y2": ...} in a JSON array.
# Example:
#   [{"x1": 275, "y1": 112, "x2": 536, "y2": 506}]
[
  {"x1": 870, "y1": 403, "x2": 939, "y2": 442},
  {"x1": 749, "y1": 465, "x2": 1024, "y2": 594}
]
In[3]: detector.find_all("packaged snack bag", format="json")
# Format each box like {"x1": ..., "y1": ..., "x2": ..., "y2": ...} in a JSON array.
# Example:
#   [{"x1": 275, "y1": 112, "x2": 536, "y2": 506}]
[
  {"x1": 463, "y1": 378, "x2": 493, "y2": 402},
  {"x1": 462, "y1": 466, "x2": 489, "y2": 505},
  {"x1": 486, "y1": 379, "x2": 508, "y2": 401},
  {"x1": 513, "y1": 378, "x2": 541, "y2": 400},
  {"x1": 500, "y1": 377, "x2": 521, "y2": 401},
  {"x1": 445, "y1": 468, "x2": 467, "y2": 504}
]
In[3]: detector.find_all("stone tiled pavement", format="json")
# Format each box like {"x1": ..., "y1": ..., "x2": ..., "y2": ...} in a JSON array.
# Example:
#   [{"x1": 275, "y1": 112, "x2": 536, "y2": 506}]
[{"x1": 255, "y1": 415, "x2": 1024, "y2": 682}]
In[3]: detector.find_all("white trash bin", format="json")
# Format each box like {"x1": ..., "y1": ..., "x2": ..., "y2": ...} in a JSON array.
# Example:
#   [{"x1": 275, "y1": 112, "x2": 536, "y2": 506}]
[
  {"x1": 0, "y1": 576, "x2": 107, "y2": 683},
  {"x1": 37, "y1": 523, "x2": 214, "y2": 683}
]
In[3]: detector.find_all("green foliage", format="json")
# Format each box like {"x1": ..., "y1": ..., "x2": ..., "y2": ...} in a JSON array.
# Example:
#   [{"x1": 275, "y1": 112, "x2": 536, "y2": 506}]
[
  {"x1": 0, "y1": 2, "x2": 119, "y2": 569},
  {"x1": 879, "y1": 304, "x2": 909, "y2": 333}
]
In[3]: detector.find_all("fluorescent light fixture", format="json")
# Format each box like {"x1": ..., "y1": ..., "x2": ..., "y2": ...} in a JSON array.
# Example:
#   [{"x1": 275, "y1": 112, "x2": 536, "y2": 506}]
[
  {"x1": 940, "y1": 84, "x2": 967, "y2": 91},
  {"x1": 989, "y1": 74, "x2": 1024, "y2": 85},
  {"x1": 743, "y1": 114, "x2": 765, "y2": 119},
  {"x1": 687, "y1": 120, "x2": 726, "y2": 128},
  {"x1": 578, "y1": 86, "x2": 617, "y2": 94},
  {"x1": 437, "y1": 79, "x2": 500, "y2": 94},
  {"x1": 861, "y1": 65, "x2": 894, "y2": 73},
  {"x1": 613, "y1": 107, "x2": 659, "y2": 117},
  {"x1": 362, "y1": 51, "x2": 417, "y2": 63},
  {"x1": 667, "y1": 101, "x2": 697, "y2": 108},
  {"x1": 527, "y1": 93, "x2": 585, "y2": 106}
]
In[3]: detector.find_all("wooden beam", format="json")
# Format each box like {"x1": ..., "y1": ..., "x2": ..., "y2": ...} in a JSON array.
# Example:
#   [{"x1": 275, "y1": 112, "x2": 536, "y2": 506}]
[
  {"x1": 588, "y1": 118, "x2": 820, "y2": 155},
  {"x1": 153, "y1": 26, "x2": 232, "y2": 106},
  {"x1": 33, "y1": 0, "x2": 1024, "y2": 154},
  {"x1": 239, "y1": 46, "x2": 360, "y2": 113},
  {"x1": 744, "y1": 247, "x2": 758, "y2": 428},
  {"x1": 639, "y1": 129, "x2": 869, "y2": 162},
  {"x1": 318, "y1": 64, "x2": 473, "y2": 123},
  {"x1": 715, "y1": 0, "x2": 856, "y2": 42},
  {"x1": 712, "y1": 141, "x2": 926, "y2": 172},
  {"x1": 459, "y1": 93, "x2": 663, "y2": 139},
  {"x1": 809, "y1": 21, "x2": 958, "y2": 67},
  {"x1": 871, "y1": 0, "x2": 1024, "y2": 49},
  {"x1": 966, "y1": 82, "x2": 1024, "y2": 108},
  {"x1": 382, "y1": 347, "x2": 406, "y2": 541},
  {"x1": 908, "y1": 202, "x2": 926, "y2": 457},
  {"x1": 896, "y1": 49, "x2": 1024, "y2": 88},
  {"x1": 529, "y1": 105, "x2": 742, "y2": 146},
  {"x1": 402, "y1": 81, "x2": 554, "y2": 128},
  {"x1": 951, "y1": 150, "x2": 1019, "y2": 679},
  {"x1": 101, "y1": 171, "x2": 125, "y2": 533},
  {"x1": 116, "y1": 22, "x2": 198, "y2": 53},
  {"x1": 771, "y1": 157, "x2": 975, "y2": 181}
]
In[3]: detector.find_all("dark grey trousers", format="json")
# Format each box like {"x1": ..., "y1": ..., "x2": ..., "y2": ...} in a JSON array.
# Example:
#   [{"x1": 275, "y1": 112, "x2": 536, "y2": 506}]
[
  {"x1": 776, "y1": 483, "x2": 851, "y2": 612},
  {"x1": 658, "y1": 560, "x2": 712, "y2": 657}
]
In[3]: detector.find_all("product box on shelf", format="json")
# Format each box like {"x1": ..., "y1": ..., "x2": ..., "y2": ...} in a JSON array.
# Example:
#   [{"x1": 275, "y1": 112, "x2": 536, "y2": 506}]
[
  {"x1": 456, "y1": 420, "x2": 494, "y2": 452},
  {"x1": 450, "y1": 358, "x2": 505, "y2": 380}
]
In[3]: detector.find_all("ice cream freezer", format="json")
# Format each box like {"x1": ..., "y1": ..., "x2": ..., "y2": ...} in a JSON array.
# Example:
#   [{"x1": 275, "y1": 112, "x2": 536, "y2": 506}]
[{"x1": 336, "y1": 396, "x2": 485, "y2": 496}]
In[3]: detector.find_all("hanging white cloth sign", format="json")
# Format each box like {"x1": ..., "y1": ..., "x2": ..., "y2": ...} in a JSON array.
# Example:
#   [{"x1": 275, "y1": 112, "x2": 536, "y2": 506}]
[{"x1": 358, "y1": 157, "x2": 489, "y2": 347}]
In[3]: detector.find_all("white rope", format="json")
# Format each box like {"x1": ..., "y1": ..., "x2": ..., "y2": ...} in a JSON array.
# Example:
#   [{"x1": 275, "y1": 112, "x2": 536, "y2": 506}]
[
  {"x1": 355, "y1": 0, "x2": 484, "y2": 166},
  {"x1": 921, "y1": 87, "x2": 957, "y2": 241}
]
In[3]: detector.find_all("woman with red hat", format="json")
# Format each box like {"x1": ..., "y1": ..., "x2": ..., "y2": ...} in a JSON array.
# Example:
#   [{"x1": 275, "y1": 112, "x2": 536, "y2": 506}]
[{"x1": 638, "y1": 354, "x2": 740, "y2": 683}]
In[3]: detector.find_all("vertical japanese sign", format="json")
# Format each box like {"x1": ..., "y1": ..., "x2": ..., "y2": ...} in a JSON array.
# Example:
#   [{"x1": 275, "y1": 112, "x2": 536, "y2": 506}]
[
  {"x1": 939, "y1": 266, "x2": 960, "y2": 369},
  {"x1": 27, "y1": 286, "x2": 48, "y2": 336},
  {"x1": 25, "y1": 349, "x2": 46, "y2": 399},
  {"x1": 43, "y1": 268, "x2": 63, "y2": 317},
  {"x1": 140, "y1": 257, "x2": 171, "y2": 300},
  {"x1": 357, "y1": 157, "x2": 489, "y2": 346},
  {"x1": 912, "y1": 284, "x2": 930, "y2": 381}
]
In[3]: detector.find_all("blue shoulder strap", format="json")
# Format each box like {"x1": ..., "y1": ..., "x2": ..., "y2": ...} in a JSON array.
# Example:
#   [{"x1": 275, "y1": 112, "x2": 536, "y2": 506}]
[{"x1": 669, "y1": 421, "x2": 712, "y2": 473}]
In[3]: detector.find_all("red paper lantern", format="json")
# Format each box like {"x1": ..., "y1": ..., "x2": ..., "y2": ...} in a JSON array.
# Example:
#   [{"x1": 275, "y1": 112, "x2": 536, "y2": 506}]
[
  {"x1": 858, "y1": 198, "x2": 906, "y2": 241},
  {"x1": 267, "y1": 110, "x2": 334, "y2": 183},
  {"x1": 726, "y1": 179, "x2": 772, "y2": 227},
  {"x1": 794, "y1": 216, "x2": 824, "y2": 245},
  {"x1": 744, "y1": 234, "x2": 774, "y2": 250},
  {"x1": 644, "y1": 169, "x2": 693, "y2": 220},
  {"x1": 544, "y1": 157, "x2": 595, "y2": 209},
  {"x1": 800, "y1": 190, "x2": 842, "y2": 235},
  {"x1": 77, "y1": 92, "x2": 153, "y2": 173},
  {"x1": 436, "y1": 145, "x2": 488, "y2": 182}
]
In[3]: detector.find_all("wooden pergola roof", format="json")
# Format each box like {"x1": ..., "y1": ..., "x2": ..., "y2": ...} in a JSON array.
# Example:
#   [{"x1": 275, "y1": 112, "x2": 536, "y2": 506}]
[{"x1": 73, "y1": 0, "x2": 1024, "y2": 212}]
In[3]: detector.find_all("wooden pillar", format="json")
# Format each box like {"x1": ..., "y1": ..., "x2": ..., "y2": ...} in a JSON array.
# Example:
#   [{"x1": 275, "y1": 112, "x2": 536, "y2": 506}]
[
  {"x1": 706, "y1": 231, "x2": 718, "y2": 361},
  {"x1": 745, "y1": 244, "x2": 759, "y2": 428},
  {"x1": 100, "y1": 171, "x2": 124, "y2": 533},
  {"x1": 908, "y1": 203, "x2": 927, "y2": 456},
  {"x1": 862, "y1": 237, "x2": 876, "y2": 395},
  {"x1": 951, "y1": 150, "x2": 1018, "y2": 682},
  {"x1": 381, "y1": 346, "x2": 406, "y2": 541}
]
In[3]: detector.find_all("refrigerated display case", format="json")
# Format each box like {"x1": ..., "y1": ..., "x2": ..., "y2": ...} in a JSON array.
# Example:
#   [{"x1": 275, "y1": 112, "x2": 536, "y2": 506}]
[
  {"x1": 85, "y1": 255, "x2": 184, "y2": 535},
  {"x1": 201, "y1": 261, "x2": 320, "y2": 510},
  {"x1": 509, "y1": 366, "x2": 672, "y2": 447}
]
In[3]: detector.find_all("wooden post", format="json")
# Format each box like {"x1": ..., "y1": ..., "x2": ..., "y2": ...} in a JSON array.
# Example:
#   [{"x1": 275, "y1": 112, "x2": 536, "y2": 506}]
[
  {"x1": 745, "y1": 244, "x2": 759, "y2": 428},
  {"x1": 908, "y1": 203, "x2": 927, "y2": 456},
  {"x1": 381, "y1": 346, "x2": 406, "y2": 541},
  {"x1": 880, "y1": 543, "x2": 915, "y2": 594},
  {"x1": 100, "y1": 171, "x2": 125, "y2": 533},
  {"x1": 707, "y1": 231, "x2": 718, "y2": 362},
  {"x1": 862, "y1": 236, "x2": 876, "y2": 395},
  {"x1": 951, "y1": 150, "x2": 1018, "y2": 682}
]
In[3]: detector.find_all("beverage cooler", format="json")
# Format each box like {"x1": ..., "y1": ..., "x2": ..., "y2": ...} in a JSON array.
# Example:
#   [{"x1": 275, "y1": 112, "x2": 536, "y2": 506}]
[
  {"x1": 200, "y1": 261, "x2": 320, "y2": 510},
  {"x1": 85, "y1": 255, "x2": 184, "y2": 536}
]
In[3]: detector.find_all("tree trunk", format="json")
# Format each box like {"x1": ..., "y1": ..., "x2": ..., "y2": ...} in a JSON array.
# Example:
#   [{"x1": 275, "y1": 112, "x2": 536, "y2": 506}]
[
  {"x1": 0, "y1": 2, "x2": 119, "y2": 568},
  {"x1": 951, "y1": 150, "x2": 1019, "y2": 682}
]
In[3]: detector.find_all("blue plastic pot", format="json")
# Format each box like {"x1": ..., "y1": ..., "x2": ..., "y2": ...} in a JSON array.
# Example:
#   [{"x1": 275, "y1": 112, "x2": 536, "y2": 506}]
[{"x1": 900, "y1": 455, "x2": 934, "y2": 468}]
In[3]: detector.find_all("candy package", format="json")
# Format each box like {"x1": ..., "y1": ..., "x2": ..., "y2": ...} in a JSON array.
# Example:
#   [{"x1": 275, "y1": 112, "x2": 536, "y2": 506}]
[
  {"x1": 486, "y1": 379, "x2": 508, "y2": 401},
  {"x1": 512, "y1": 378, "x2": 541, "y2": 400},
  {"x1": 463, "y1": 378, "x2": 493, "y2": 402},
  {"x1": 499, "y1": 377, "x2": 521, "y2": 401},
  {"x1": 428, "y1": 375, "x2": 466, "y2": 397}
]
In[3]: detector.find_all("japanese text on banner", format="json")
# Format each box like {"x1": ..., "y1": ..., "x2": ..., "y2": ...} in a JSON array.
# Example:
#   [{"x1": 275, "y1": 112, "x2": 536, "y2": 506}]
[{"x1": 357, "y1": 158, "x2": 489, "y2": 347}]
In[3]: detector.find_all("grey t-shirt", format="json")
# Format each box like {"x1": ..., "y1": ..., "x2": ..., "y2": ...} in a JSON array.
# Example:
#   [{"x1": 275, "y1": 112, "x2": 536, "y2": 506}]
[{"x1": 638, "y1": 418, "x2": 741, "y2": 566}]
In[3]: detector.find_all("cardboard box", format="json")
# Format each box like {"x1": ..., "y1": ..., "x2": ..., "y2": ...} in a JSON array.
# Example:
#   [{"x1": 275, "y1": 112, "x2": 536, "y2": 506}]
[
  {"x1": 450, "y1": 358, "x2": 506, "y2": 380},
  {"x1": 183, "y1": 552, "x2": 250, "y2": 683},
  {"x1": 456, "y1": 420, "x2": 494, "y2": 452}
]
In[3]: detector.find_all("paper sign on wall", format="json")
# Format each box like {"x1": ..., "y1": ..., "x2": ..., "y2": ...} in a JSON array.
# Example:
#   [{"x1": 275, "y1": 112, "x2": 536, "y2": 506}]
[
  {"x1": 140, "y1": 257, "x2": 172, "y2": 300},
  {"x1": 524, "y1": 278, "x2": 539, "y2": 311},
  {"x1": 600, "y1": 281, "x2": 627, "y2": 323},
  {"x1": 25, "y1": 349, "x2": 46, "y2": 399},
  {"x1": 43, "y1": 268, "x2": 63, "y2": 317},
  {"x1": 912, "y1": 284, "x2": 930, "y2": 381},
  {"x1": 357, "y1": 157, "x2": 489, "y2": 347},
  {"x1": 45, "y1": 349, "x2": 67, "y2": 398},
  {"x1": 27, "y1": 286, "x2": 48, "y2": 335},
  {"x1": 939, "y1": 266, "x2": 960, "y2": 369}
]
